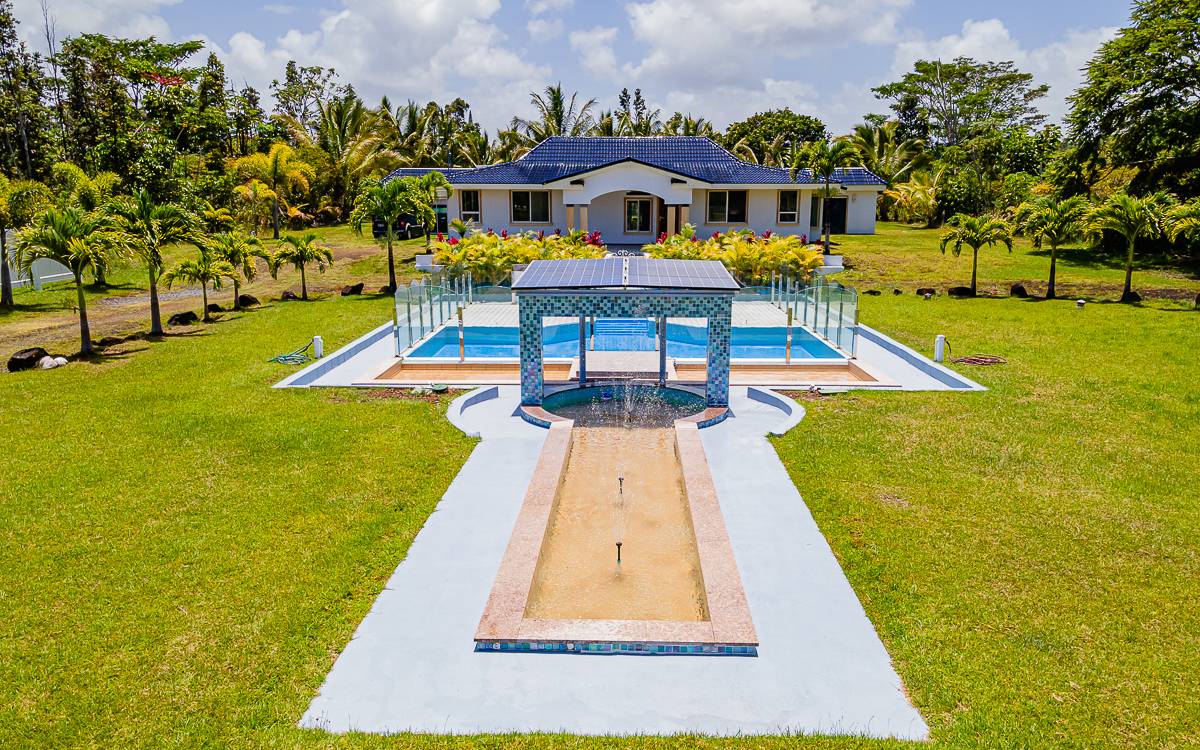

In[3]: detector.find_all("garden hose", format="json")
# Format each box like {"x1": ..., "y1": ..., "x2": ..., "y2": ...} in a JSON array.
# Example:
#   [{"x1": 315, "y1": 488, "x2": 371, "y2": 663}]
[{"x1": 269, "y1": 341, "x2": 313, "y2": 365}]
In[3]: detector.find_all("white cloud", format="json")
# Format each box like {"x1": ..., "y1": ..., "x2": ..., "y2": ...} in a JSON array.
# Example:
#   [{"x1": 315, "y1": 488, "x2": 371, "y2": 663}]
[
  {"x1": 261, "y1": 3, "x2": 296, "y2": 15},
  {"x1": 14, "y1": 0, "x2": 178, "y2": 50},
  {"x1": 891, "y1": 19, "x2": 1117, "y2": 124},
  {"x1": 568, "y1": 26, "x2": 619, "y2": 80},
  {"x1": 526, "y1": 17, "x2": 563, "y2": 39},
  {"x1": 526, "y1": 0, "x2": 573, "y2": 15}
]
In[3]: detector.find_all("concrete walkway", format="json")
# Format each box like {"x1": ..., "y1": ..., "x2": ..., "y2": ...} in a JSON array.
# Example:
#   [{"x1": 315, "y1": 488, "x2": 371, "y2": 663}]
[{"x1": 299, "y1": 386, "x2": 928, "y2": 739}]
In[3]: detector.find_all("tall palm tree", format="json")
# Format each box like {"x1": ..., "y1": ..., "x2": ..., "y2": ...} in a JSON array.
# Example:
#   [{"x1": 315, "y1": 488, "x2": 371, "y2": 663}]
[
  {"x1": 289, "y1": 92, "x2": 392, "y2": 219},
  {"x1": 939, "y1": 214, "x2": 1014, "y2": 296},
  {"x1": 106, "y1": 189, "x2": 197, "y2": 337},
  {"x1": 1085, "y1": 192, "x2": 1172, "y2": 303},
  {"x1": 662, "y1": 113, "x2": 715, "y2": 137},
  {"x1": 514, "y1": 83, "x2": 597, "y2": 143},
  {"x1": 14, "y1": 207, "x2": 120, "y2": 354},
  {"x1": 271, "y1": 232, "x2": 333, "y2": 300},
  {"x1": 844, "y1": 121, "x2": 926, "y2": 185},
  {"x1": 1013, "y1": 195, "x2": 1089, "y2": 299},
  {"x1": 790, "y1": 139, "x2": 857, "y2": 252},
  {"x1": 162, "y1": 245, "x2": 238, "y2": 322},
  {"x1": 456, "y1": 129, "x2": 498, "y2": 167},
  {"x1": 206, "y1": 231, "x2": 267, "y2": 308},
  {"x1": 230, "y1": 143, "x2": 315, "y2": 239},
  {"x1": 375, "y1": 98, "x2": 435, "y2": 167},
  {"x1": 349, "y1": 178, "x2": 413, "y2": 292},
  {"x1": 0, "y1": 176, "x2": 52, "y2": 308}
]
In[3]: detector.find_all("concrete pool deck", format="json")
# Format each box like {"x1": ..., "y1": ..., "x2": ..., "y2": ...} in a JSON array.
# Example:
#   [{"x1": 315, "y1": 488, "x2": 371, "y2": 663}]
[{"x1": 299, "y1": 386, "x2": 929, "y2": 739}]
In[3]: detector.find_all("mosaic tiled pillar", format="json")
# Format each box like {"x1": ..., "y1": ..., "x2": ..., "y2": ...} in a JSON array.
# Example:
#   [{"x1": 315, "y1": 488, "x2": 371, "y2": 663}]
[
  {"x1": 705, "y1": 297, "x2": 732, "y2": 407},
  {"x1": 519, "y1": 299, "x2": 544, "y2": 404}
]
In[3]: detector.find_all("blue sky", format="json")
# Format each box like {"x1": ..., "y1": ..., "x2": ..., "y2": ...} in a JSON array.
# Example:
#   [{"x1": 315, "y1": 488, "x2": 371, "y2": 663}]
[{"x1": 15, "y1": 0, "x2": 1132, "y2": 134}]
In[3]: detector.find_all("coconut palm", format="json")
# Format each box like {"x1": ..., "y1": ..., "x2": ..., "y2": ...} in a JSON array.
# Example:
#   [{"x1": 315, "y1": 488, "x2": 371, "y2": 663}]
[
  {"x1": 288, "y1": 92, "x2": 392, "y2": 218},
  {"x1": 513, "y1": 83, "x2": 597, "y2": 143},
  {"x1": 662, "y1": 113, "x2": 716, "y2": 137},
  {"x1": 162, "y1": 245, "x2": 238, "y2": 322},
  {"x1": 206, "y1": 231, "x2": 267, "y2": 308},
  {"x1": 0, "y1": 176, "x2": 53, "y2": 308},
  {"x1": 939, "y1": 214, "x2": 1014, "y2": 296},
  {"x1": 230, "y1": 142, "x2": 315, "y2": 239},
  {"x1": 349, "y1": 178, "x2": 414, "y2": 292},
  {"x1": 14, "y1": 207, "x2": 121, "y2": 354},
  {"x1": 790, "y1": 139, "x2": 857, "y2": 253},
  {"x1": 844, "y1": 121, "x2": 926, "y2": 185},
  {"x1": 106, "y1": 189, "x2": 198, "y2": 336},
  {"x1": 1013, "y1": 195, "x2": 1089, "y2": 299},
  {"x1": 456, "y1": 129, "x2": 500, "y2": 167},
  {"x1": 1085, "y1": 192, "x2": 1173, "y2": 303},
  {"x1": 271, "y1": 232, "x2": 333, "y2": 300}
]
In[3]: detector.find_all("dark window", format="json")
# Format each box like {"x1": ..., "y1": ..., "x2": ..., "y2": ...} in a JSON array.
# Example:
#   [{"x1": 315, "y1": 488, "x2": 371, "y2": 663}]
[
  {"x1": 810, "y1": 197, "x2": 820, "y2": 228},
  {"x1": 707, "y1": 190, "x2": 747, "y2": 223},
  {"x1": 512, "y1": 190, "x2": 550, "y2": 223},
  {"x1": 460, "y1": 190, "x2": 481, "y2": 223},
  {"x1": 778, "y1": 190, "x2": 799, "y2": 223},
  {"x1": 625, "y1": 197, "x2": 652, "y2": 232}
]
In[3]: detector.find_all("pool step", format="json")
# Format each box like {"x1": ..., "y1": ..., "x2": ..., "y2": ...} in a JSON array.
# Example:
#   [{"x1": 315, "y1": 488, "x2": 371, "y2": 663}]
[{"x1": 592, "y1": 318, "x2": 653, "y2": 336}]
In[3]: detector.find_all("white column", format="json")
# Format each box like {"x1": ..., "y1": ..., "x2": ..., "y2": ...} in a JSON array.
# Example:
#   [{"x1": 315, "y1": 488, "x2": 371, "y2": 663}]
[
  {"x1": 579, "y1": 205, "x2": 589, "y2": 233},
  {"x1": 666, "y1": 205, "x2": 678, "y2": 235},
  {"x1": 566, "y1": 205, "x2": 575, "y2": 231}
]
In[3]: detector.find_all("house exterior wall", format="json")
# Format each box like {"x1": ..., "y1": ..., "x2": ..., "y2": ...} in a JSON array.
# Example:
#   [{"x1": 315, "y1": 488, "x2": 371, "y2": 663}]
[{"x1": 447, "y1": 182, "x2": 877, "y2": 239}]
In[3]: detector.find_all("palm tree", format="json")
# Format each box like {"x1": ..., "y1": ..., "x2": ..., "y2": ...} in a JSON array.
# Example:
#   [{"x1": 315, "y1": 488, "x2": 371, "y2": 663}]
[
  {"x1": 1013, "y1": 195, "x2": 1089, "y2": 299},
  {"x1": 289, "y1": 92, "x2": 392, "y2": 218},
  {"x1": 206, "y1": 232, "x2": 267, "y2": 308},
  {"x1": 939, "y1": 214, "x2": 1014, "y2": 296},
  {"x1": 409, "y1": 171, "x2": 453, "y2": 250},
  {"x1": 163, "y1": 245, "x2": 238, "y2": 322},
  {"x1": 0, "y1": 176, "x2": 52, "y2": 308},
  {"x1": 662, "y1": 113, "x2": 716, "y2": 137},
  {"x1": 884, "y1": 167, "x2": 945, "y2": 227},
  {"x1": 199, "y1": 199, "x2": 235, "y2": 234},
  {"x1": 14, "y1": 207, "x2": 120, "y2": 354},
  {"x1": 272, "y1": 232, "x2": 333, "y2": 300},
  {"x1": 230, "y1": 142, "x2": 315, "y2": 239},
  {"x1": 233, "y1": 179, "x2": 276, "y2": 235},
  {"x1": 48, "y1": 162, "x2": 122, "y2": 286},
  {"x1": 1166, "y1": 200, "x2": 1200, "y2": 245},
  {"x1": 106, "y1": 189, "x2": 197, "y2": 337},
  {"x1": 349, "y1": 178, "x2": 413, "y2": 292},
  {"x1": 844, "y1": 122, "x2": 925, "y2": 185},
  {"x1": 790, "y1": 139, "x2": 857, "y2": 253},
  {"x1": 514, "y1": 83, "x2": 597, "y2": 143},
  {"x1": 1085, "y1": 193, "x2": 1172, "y2": 303},
  {"x1": 456, "y1": 129, "x2": 499, "y2": 167}
]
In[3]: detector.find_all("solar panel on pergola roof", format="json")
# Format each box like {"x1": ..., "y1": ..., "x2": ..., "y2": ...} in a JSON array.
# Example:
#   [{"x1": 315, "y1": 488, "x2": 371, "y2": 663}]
[
  {"x1": 626, "y1": 258, "x2": 738, "y2": 290},
  {"x1": 512, "y1": 257, "x2": 739, "y2": 291}
]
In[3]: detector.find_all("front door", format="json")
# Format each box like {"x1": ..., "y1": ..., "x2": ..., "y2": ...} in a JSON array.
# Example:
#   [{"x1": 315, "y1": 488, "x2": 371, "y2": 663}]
[{"x1": 656, "y1": 197, "x2": 667, "y2": 237}]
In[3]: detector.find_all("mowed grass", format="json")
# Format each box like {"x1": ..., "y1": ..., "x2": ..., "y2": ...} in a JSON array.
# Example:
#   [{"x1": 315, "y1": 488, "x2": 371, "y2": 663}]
[{"x1": 1, "y1": 225, "x2": 1198, "y2": 748}]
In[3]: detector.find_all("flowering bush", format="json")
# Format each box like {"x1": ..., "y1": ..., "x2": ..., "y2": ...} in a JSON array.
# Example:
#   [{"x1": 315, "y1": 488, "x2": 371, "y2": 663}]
[
  {"x1": 643, "y1": 224, "x2": 824, "y2": 285},
  {"x1": 432, "y1": 228, "x2": 606, "y2": 284}
]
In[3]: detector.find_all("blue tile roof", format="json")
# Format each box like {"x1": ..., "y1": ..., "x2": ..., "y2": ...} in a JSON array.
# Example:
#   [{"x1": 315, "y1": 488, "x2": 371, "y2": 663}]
[{"x1": 383, "y1": 137, "x2": 885, "y2": 187}]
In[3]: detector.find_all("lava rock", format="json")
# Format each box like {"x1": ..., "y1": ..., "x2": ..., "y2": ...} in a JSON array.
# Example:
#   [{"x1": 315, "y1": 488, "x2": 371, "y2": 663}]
[
  {"x1": 236, "y1": 294, "x2": 259, "y2": 308},
  {"x1": 281, "y1": 290, "x2": 300, "y2": 301},
  {"x1": 1194, "y1": 293, "x2": 1200, "y2": 309},
  {"x1": 948, "y1": 286, "x2": 975, "y2": 298},
  {"x1": 916, "y1": 287, "x2": 937, "y2": 296},
  {"x1": 379, "y1": 285, "x2": 395, "y2": 295},
  {"x1": 341, "y1": 282, "x2": 364, "y2": 296},
  {"x1": 8, "y1": 346, "x2": 48, "y2": 372},
  {"x1": 96, "y1": 336, "x2": 123, "y2": 348},
  {"x1": 168, "y1": 310, "x2": 199, "y2": 326},
  {"x1": 1010, "y1": 283, "x2": 1029, "y2": 298},
  {"x1": 864, "y1": 289, "x2": 882, "y2": 296},
  {"x1": 892, "y1": 288, "x2": 903, "y2": 295},
  {"x1": 206, "y1": 303, "x2": 223, "y2": 314},
  {"x1": 1120, "y1": 290, "x2": 1141, "y2": 303}
]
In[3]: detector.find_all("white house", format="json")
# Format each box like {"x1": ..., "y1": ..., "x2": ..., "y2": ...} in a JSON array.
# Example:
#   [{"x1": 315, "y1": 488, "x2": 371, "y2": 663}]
[{"x1": 384, "y1": 136, "x2": 886, "y2": 249}]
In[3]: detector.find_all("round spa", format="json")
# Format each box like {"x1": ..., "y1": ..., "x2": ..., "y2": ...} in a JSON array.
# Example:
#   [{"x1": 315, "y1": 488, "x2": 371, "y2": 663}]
[{"x1": 541, "y1": 384, "x2": 705, "y2": 428}]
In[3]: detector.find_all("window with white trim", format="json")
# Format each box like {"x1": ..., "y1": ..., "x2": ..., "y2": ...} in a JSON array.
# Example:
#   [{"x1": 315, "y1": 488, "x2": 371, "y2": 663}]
[
  {"x1": 625, "y1": 197, "x2": 652, "y2": 232},
  {"x1": 511, "y1": 190, "x2": 550, "y2": 223},
  {"x1": 777, "y1": 190, "x2": 799, "y2": 224},
  {"x1": 460, "y1": 190, "x2": 481, "y2": 223},
  {"x1": 706, "y1": 190, "x2": 747, "y2": 223}
]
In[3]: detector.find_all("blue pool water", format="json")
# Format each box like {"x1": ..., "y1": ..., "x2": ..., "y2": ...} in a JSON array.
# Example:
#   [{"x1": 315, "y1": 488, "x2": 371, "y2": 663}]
[{"x1": 408, "y1": 321, "x2": 842, "y2": 359}]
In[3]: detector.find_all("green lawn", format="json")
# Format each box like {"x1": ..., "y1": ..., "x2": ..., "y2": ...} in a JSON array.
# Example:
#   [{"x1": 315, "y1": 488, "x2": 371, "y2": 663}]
[{"x1": 1, "y1": 227, "x2": 1197, "y2": 748}]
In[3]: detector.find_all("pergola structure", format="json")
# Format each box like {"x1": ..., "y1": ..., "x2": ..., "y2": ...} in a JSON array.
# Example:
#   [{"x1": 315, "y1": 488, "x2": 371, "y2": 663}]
[{"x1": 511, "y1": 258, "x2": 738, "y2": 407}]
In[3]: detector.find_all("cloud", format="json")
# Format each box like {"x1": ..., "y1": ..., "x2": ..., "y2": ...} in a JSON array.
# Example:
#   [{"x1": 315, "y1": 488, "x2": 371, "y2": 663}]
[
  {"x1": 568, "y1": 26, "x2": 619, "y2": 80},
  {"x1": 14, "y1": 0, "x2": 178, "y2": 50},
  {"x1": 526, "y1": 17, "x2": 563, "y2": 38},
  {"x1": 526, "y1": 0, "x2": 573, "y2": 15},
  {"x1": 891, "y1": 19, "x2": 1117, "y2": 123},
  {"x1": 261, "y1": 3, "x2": 296, "y2": 14}
]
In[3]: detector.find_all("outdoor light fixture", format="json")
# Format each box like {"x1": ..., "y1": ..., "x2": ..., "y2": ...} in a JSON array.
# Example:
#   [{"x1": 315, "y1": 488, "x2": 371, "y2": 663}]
[{"x1": 1077, "y1": 299, "x2": 1086, "y2": 309}]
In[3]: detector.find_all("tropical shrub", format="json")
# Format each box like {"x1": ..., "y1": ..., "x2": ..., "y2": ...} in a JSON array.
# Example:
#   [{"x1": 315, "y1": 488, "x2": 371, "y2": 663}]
[
  {"x1": 642, "y1": 224, "x2": 824, "y2": 285},
  {"x1": 431, "y1": 228, "x2": 606, "y2": 284}
]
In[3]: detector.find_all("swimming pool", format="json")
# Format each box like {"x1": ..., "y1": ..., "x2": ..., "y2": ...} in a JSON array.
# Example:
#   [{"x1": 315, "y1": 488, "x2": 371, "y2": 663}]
[{"x1": 407, "y1": 322, "x2": 843, "y2": 359}]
